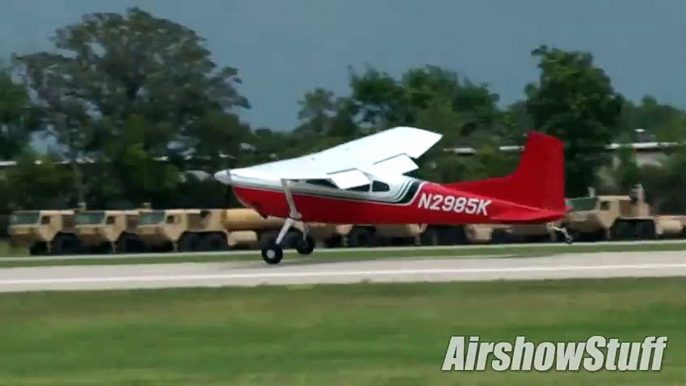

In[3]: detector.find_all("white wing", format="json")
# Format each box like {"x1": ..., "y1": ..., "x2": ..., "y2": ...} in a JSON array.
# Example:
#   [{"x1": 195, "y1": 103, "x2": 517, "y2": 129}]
[{"x1": 230, "y1": 126, "x2": 442, "y2": 189}]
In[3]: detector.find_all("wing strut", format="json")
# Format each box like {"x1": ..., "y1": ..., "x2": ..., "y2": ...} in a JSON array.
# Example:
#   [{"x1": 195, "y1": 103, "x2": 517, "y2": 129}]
[{"x1": 260, "y1": 179, "x2": 316, "y2": 264}]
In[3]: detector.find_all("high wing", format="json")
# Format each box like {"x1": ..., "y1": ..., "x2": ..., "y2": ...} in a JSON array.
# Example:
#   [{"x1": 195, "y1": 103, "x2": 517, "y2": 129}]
[{"x1": 230, "y1": 126, "x2": 442, "y2": 189}]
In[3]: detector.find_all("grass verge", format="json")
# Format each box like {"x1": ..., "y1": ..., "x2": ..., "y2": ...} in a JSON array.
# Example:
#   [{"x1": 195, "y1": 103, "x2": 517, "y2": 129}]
[
  {"x1": 0, "y1": 277, "x2": 684, "y2": 385},
  {"x1": 1, "y1": 241, "x2": 686, "y2": 268}
]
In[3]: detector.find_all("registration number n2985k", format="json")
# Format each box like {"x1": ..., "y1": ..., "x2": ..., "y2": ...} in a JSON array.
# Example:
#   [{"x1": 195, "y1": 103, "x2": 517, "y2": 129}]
[{"x1": 417, "y1": 193, "x2": 491, "y2": 216}]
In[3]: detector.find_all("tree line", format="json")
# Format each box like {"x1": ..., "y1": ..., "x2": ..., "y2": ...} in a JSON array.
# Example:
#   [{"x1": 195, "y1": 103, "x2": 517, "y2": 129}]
[{"x1": 1, "y1": 7, "x2": 685, "y2": 214}]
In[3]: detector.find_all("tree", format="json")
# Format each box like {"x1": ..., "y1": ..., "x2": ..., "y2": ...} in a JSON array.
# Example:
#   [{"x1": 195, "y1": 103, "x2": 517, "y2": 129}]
[
  {"x1": 13, "y1": 7, "x2": 250, "y2": 207},
  {"x1": 0, "y1": 67, "x2": 39, "y2": 160},
  {"x1": 347, "y1": 65, "x2": 502, "y2": 144},
  {"x1": 524, "y1": 45, "x2": 624, "y2": 196},
  {"x1": 620, "y1": 96, "x2": 686, "y2": 142},
  {"x1": 4, "y1": 151, "x2": 75, "y2": 210}
]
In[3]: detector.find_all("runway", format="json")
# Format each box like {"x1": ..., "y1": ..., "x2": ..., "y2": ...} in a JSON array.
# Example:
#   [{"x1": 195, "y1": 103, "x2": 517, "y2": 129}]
[
  {"x1": 0, "y1": 250, "x2": 685, "y2": 292},
  {"x1": 1, "y1": 238, "x2": 684, "y2": 262}
]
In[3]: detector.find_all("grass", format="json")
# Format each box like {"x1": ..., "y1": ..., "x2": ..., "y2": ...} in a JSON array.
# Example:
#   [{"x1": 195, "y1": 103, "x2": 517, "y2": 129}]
[
  {"x1": 0, "y1": 241, "x2": 28, "y2": 257},
  {"x1": 0, "y1": 278, "x2": 685, "y2": 385},
  {"x1": 1, "y1": 240, "x2": 686, "y2": 268}
]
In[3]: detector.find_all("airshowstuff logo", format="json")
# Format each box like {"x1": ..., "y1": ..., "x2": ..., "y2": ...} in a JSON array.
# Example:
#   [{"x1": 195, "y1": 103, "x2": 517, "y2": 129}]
[{"x1": 441, "y1": 336, "x2": 667, "y2": 372}]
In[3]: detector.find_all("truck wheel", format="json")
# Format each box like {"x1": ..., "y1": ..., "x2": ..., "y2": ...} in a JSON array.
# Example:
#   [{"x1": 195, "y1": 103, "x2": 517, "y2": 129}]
[
  {"x1": 610, "y1": 221, "x2": 631, "y2": 240},
  {"x1": 636, "y1": 221, "x2": 656, "y2": 240},
  {"x1": 178, "y1": 233, "x2": 201, "y2": 252},
  {"x1": 420, "y1": 227, "x2": 440, "y2": 246},
  {"x1": 51, "y1": 233, "x2": 80, "y2": 255},
  {"x1": 97, "y1": 242, "x2": 114, "y2": 254},
  {"x1": 116, "y1": 233, "x2": 143, "y2": 253},
  {"x1": 200, "y1": 233, "x2": 228, "y2": 251},
  {"x1": 491, "y1": 230, "x2": 510, "y2": 244},
  {"x1": 346, "y1": 228, "x2": 372, "y2": 247},
  {"x1": 29, "y1": 242, "x2": 48, "y2": 256}
]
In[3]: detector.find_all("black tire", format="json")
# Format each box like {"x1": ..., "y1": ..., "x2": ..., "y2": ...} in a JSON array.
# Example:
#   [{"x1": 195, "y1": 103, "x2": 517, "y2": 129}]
[
  {"x1": 200, "y1": 233, "x2": 228, "y2": 251},
  {"x1": 636, "y1": 221, "x2": 656, "y2": 240},
  {"x1": 178, "y1": 233, "x2": 201, "y2": 252},
  {"x1": 51, "y1": 233, "x2": 80, "y2": 255},
  {"x1": 282, "y1": 232, "x2": 302, "y2": 250},
  {"x1": 347, "y1": 227, "x2": 373, "y2": 247},
  {"x1": 261, "y1": 239, "x2": 283, "y2": 264},
  {"x1": 610, "y1": 221, "x2": 630, "y2": 240},
  {"x1": 116, "y1": 233, "x2": 143, "y2": 253},
  {"x1": 420, "y1": 227, "x2": 440, "y2": 246},
  {"x1": 29, "y1": 242, "x2": 48, "y2": 256},
  {"x1": 97, "y1": 242, "x2": 114, "y2": 254},
  {"x1": 491, "y1": 229, "x2": 510, "y2": 244},
  {"x1": 296, "y1": 235, "x2": 315, "y2": 255}
]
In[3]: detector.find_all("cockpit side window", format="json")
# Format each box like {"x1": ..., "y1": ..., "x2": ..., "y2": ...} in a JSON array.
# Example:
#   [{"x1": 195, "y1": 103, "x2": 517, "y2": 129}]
[{"x1": 372, "y1": 180, "x2": 390, "y2": 192}]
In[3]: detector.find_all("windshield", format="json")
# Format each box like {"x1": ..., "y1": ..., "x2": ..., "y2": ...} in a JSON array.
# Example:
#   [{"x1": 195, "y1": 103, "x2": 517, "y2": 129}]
[
  {"x1": 566, "y1": 197, "x2": 598, "y2": 212},
  {"x1": 75, "y1": 211, "x2": 105, "y2": 225},
  {"x1": 140, "y1": 211, "x2": 165, "y2": 225},
  {"x1": 10, "y1": 212, "x2": 40, "y2": 225}
]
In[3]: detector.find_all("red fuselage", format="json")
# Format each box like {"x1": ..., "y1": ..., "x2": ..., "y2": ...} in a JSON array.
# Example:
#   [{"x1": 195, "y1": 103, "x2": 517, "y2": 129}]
[{"x1": 232, "y1": 178, "x2": 565, "y2": 225}]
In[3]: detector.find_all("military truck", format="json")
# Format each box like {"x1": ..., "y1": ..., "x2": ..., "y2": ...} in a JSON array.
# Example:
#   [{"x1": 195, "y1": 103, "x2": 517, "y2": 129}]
[
  {"x1": 291, "y1": 223, "x2": 425, "y2": 248},
  {"x1": 136, "y1": 208, "x2": 290, "y2": 252},
  {"x1": 508, "y1": 222, "x2": 564, "y2": 243},
  {"x1": 420, "y1": 223, "x2": 518, "y2": 245},
  {"x1": 73, "y1": 209, "x2": 148, "y2": 253},
  {"x1": 8, "y1": 210, "x2": 79, "y2": 255},
  {"x1": 562, "y1": 184, "x2": 683, "y2": 241}
]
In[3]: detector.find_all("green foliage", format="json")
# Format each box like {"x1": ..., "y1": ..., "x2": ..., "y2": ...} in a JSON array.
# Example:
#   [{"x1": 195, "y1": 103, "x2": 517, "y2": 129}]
[
  {"x1": 12, "y1": 7, "x2": 250, "y2": 208},
  {"x1": 4, "y1": 151, "x2": 74, "y2": 210},
  {"x1": 0, "y1": 68, "x2": 39, "y2": 160},
  {"x1": 525, "y1": 45, "x2": 625, "y2": 196},
  {"x1": 2, "y1": 8, "x2": 686, "y2": 214}
]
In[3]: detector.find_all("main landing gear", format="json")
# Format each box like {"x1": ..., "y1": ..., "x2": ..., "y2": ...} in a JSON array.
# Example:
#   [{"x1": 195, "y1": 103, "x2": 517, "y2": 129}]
[{"x1": 261, "y1": 179, "x2": 316, "y2": 265}]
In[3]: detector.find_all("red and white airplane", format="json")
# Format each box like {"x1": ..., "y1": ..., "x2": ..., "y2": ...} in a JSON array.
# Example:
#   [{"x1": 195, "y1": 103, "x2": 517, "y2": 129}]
[{"x1": 214, "y1": 126, "x2": 572, "y2": 264}]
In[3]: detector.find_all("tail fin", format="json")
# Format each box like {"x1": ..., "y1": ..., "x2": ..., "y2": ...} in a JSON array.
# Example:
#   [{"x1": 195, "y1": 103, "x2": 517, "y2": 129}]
[{"x1": 445, "y1": 132, "x2": 566, "y2": 211}]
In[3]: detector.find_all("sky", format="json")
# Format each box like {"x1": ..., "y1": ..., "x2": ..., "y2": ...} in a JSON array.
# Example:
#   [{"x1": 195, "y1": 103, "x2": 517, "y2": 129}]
[{"x1": 2, "y1": 0, "x2": 686, "y2": 134}]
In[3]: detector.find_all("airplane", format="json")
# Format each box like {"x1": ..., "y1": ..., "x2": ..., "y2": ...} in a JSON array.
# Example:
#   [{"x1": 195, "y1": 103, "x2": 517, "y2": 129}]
[{"x1": 213, "y1": 126, "x2": 573, "y2": 265}]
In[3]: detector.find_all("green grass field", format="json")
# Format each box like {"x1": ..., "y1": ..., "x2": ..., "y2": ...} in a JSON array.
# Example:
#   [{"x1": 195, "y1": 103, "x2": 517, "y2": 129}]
[
  {"x1": 0, "y1": 278, "x2": 685, "y2": 385},
  {"x1": 2, "y1": 240, "x2": 686, "y2": 268}
]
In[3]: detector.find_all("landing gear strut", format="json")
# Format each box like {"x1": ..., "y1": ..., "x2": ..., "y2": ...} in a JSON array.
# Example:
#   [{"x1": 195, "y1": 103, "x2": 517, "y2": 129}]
[
  {"x1": 261, "y1": 179, "x2": 315, "y2": 265},
  {"x1": 552, "y1": 226, "x2": 574, "y2": 245}
]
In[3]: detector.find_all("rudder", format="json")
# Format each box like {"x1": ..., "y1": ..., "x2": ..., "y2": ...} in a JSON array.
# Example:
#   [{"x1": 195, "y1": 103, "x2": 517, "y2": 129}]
[{"x1": 445, "y1": 132, "x2": 565, "y2": 211}]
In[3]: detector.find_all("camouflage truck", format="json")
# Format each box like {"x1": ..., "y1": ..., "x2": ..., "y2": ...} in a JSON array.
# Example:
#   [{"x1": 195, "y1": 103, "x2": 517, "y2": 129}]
[
  {"x1": 508, "y1": 221, "x2": 564, "y2": 243},
  {"x1": 419, "y1": 224, "x2": 516, "y2": 245},
  {"x1": 8, "y1": 210, "x2": 79, "y2": 255},
  {"x1": 136, "y1": 208, "x2": 289, "y2": 252},
  {"x1": 562, "y1": 184, "x2": 683, "y2": 241},
  {"x1": 293, "y1": 223, "x2": 424, "y2": 248},
  {"x1": 73, "y1": 210, "x2": 148, "y2": 253}
]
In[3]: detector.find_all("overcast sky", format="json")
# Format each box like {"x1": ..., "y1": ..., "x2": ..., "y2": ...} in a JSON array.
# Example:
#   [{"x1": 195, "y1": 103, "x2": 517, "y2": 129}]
[{"x1": 2, "y1": 0, "x2": 686, "y2": 133}]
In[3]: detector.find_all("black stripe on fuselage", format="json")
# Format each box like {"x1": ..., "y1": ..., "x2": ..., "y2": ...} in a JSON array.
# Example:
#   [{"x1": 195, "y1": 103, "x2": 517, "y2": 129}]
[{"x1": 232, "y1": 179, "x2": 425, "y2": 206}]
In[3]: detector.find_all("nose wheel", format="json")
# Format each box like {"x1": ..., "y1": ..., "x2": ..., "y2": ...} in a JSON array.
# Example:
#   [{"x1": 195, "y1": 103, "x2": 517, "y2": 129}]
[{"x1": 260, "y1": 179, "x2": 316, "y2": 265}]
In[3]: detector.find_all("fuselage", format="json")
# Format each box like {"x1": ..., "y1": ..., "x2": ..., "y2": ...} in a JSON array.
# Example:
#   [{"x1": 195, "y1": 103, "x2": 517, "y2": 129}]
[{"x1": 215, "y1": 169, "x2": 565, "y2": 225}]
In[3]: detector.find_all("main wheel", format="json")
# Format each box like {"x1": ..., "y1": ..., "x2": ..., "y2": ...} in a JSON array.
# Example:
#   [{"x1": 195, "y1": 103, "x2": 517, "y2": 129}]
[
  {"x1": 296, "y1": 235, "x2": 315, "y2": 255},
  {"x1": 261, "y1": 240, "x2": 284, "y2": 265}
]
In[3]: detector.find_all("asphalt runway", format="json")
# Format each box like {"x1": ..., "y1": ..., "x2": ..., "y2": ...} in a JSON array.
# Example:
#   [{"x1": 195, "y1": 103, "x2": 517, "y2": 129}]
[
  {"x1": 1, "y1": 238, "x2": 685, "y2": 262},
  {"x1": 0, "y1": 250, "x2": 685, "y2": 292}
]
